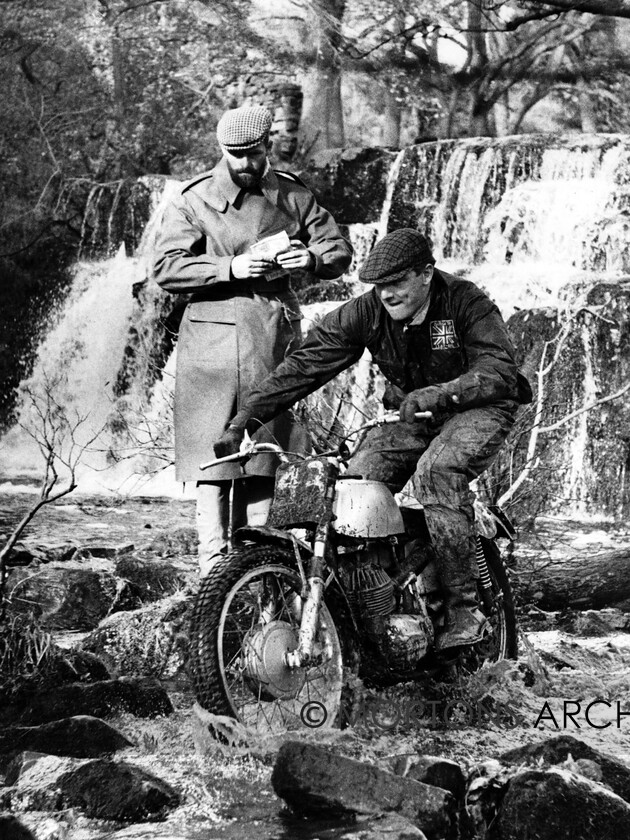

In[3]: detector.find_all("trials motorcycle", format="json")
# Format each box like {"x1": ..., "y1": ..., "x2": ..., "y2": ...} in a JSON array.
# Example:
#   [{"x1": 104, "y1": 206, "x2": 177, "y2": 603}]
[{"x1": 189, "y1": 412, "x2": 518, "y2": 733}]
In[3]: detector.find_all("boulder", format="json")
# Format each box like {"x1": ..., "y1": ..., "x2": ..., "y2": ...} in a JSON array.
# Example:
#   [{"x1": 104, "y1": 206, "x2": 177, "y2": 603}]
[
  {"x1": 391, "y1": 755, "x2": 466, "y2": 803},
  {"x1": 57, "y1": 758, "x2": 180, "y2": 821},
  {"x1": 0, "y1": 814, "x2": 38, "y2": 840},
  {"x1": 5, "y1": 542, "x2": 78, "y2": 567},
  {"x1": 143, "y1": 527, "x2": 197, "y2": 557},
  {"x1": 0, "y1": 715, "x2": 132, "y2": 759},
  {"x1": 3, "y1": 752, "x2": 81, "y2": 810},
  {"x1": 80, "y1": 593, "x2": 191, "y2": 679},
  {"x1": 0, "y1": 677, "x2": 173, "y2": 726},
  {"x1": 4, "y1": 752, "x2": 180, "y2": 821},
  {"x1": 300, "y1": 147, "x2": 398, "y2": 225},
  {"x1": 504, "y1": 285, "x2": 630, "y2": 523},
  {"x1": 114, "y1": 555, "x2": 192, "y2": 606},
  {"x1": 344, "y1": 813, "x2": 428, "y2": 839},
  {"x1": 7, "y1": 561, "x2": 124, "y2": 630},
  {"x1": 495, "y1": 767, "x2": 630, "y2": 840},
  {"x1": 500, "y1": 734, "x2": 630, "y2": 802},
  {"x1": 272, "y1": 741, "x2": 456, "y2": 840}
]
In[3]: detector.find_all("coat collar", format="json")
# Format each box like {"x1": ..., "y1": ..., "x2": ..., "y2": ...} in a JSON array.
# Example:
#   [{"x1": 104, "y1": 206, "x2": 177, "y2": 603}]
[{"x1": 186, "y1": 158, "x2": 280, "y2": 211}]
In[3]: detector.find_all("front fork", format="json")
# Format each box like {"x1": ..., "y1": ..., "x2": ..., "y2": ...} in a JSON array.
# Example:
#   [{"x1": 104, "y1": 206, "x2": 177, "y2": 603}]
[{"x1": 284, "y1": 526, "x2": 329, "y2": 669}]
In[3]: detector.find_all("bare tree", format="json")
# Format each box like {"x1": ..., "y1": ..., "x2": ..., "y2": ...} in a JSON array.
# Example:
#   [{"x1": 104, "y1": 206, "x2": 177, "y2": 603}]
[{"x1": 0, "y1": 371, "x2": 103, "y2": 616}]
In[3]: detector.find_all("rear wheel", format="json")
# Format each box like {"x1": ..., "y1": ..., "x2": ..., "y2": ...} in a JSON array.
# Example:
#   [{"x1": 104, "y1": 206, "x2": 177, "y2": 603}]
[
  {"x1": 189, "y1": 544, "x2": 344, "y2": 733},
  {"x1": 468, "y1": 536, "x2": 518, "y2": 665}
]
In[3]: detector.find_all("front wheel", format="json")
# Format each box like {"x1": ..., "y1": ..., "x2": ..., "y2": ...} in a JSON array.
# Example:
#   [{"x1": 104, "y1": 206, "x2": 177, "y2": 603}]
[{"x1": 189, "y1": 544, "x2": 344, "y2": 733}]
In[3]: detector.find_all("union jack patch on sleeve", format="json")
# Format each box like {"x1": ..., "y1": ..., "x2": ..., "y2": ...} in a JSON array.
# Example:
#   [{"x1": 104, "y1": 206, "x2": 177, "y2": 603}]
[{"x1": 430, "y1": 320, "x2": 460, "y2": 350}]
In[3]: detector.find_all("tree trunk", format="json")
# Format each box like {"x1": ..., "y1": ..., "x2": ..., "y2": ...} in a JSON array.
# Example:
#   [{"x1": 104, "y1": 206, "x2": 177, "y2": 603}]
[
  {"x1": 513, "y1": 520, "x2": 630, "y2": 609},
  {"x1": 300, "y1": 0, "x2": 345, "y2": 154},
  {"x1": 382, "y1": 83, "x2": 402, "y2": 147},
  {"x1": 578, "y1": 78, "x2": 598, "y2": 132}
]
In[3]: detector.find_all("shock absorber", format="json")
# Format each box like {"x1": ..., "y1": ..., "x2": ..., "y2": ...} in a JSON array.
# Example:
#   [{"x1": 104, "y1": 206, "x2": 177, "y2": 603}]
[
  {"x1": 476, "y1": 536, "x2": 492, "y2": 590},
  {"x1": 476, "y1": 535, "x2": 494, "y2": 608}
]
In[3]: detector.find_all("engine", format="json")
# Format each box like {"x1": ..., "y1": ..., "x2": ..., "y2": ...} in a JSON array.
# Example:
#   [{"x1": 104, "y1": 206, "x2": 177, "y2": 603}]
[{"x1": 343, "y1": 551, "x2": 434, "y2": 670}]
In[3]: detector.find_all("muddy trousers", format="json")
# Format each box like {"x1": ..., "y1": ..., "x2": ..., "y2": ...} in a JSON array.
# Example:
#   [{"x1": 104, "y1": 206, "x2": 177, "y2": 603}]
[
  {"x1": 195, "y1": 478, "x2": 274, "y2": 577},
  {"x1": 347, "y1": 406, "x2": 516, "y2": 593}
]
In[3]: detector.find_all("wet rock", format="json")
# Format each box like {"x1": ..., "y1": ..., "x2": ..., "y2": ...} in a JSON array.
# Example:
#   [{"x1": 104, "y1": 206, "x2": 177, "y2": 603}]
[
  {"x1": 506, "y1": 284, "x2": 630, "y2": 523},
  {"x1": 57, "y1": 758, "x2": 180, "y2": 821},
  {"x1": 500, "y1": 734, "x2": 630, "y2": 802},
  {"x1": 3, "y1": 752, "x2": 81, "y2": 810},
  {"x1": 343, "y1": 812, "x2": 428, "y2": 838},
  {"x1": 0, "y1": 715, "x2": 132, "y2": 759},
  {"x1": 0, "y1": 814, "x2": 38, "y2": 839},
  {"x1": 5, "y1": 542, "x2": 78, "y2": 567},
  {"x1": 143, "y1": 527, "x2": 197, "y2": 557},
  {"x1": 80, "y1": 594, "x2": 191, "y2": 680},
  {"x1": 0, "y1": 677, "x2": 173, "y2": 726},
  {"x1": 4, "y1": 752, "x2": 180, "y2": 822},
  {"x1": 495, "y1": 767, "x2": 630, "y2": 840},
  {"x1": 572, "y1": 608, "x2": 630, "y2": 635},
  {"x1": 11, "y1": 815, "x2": 69, "y2": 840},
  {"x1": 392, "y1": 755, "x2": 466, "y2": 803},
  {"x1": 114, "y1": 555, "x2": 192, "y2": 606},
  {"x1": 272, "y1": 741, "x2": 456, "y2": 840},
  {"x1": 7, "y1": 562, "x2": 124, "y2": 630},
  {"x1": 300, "y1": 147, "x2": 397, "y2": 224}
]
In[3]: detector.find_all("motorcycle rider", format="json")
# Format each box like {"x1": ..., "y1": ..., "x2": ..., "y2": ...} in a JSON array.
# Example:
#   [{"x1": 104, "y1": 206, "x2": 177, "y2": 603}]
[{"x1": 214, "y1": 228, "x2": 532, "y2": 652}]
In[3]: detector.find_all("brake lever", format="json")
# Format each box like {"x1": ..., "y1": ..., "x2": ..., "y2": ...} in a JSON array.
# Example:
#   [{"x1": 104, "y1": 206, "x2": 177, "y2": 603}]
[{"x1": 199, "y1": 432, "x2": 255, "y2": 471}]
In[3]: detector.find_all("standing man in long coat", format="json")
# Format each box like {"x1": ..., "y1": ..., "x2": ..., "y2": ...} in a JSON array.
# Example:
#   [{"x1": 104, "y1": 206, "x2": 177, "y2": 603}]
[{"x1": 153, "y1": 105, "x2": 352, "y2": 576}]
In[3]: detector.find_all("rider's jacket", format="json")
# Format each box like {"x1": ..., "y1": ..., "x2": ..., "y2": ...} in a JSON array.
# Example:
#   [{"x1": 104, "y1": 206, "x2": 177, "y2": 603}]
[{"x1": 231, "y1": 268, "x2": 532, "y2": 429}]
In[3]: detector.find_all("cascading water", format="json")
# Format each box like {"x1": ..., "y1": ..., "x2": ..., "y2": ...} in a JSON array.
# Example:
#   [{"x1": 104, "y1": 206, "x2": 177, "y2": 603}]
[{"x1": 2, "y1": 135, "x2": 630, "y2": 510}]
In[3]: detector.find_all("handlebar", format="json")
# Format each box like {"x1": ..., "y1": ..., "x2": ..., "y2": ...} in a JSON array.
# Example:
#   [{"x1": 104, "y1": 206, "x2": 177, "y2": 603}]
[{"x1": 199, "y1": 411, "x2": 433, "y2": 471}]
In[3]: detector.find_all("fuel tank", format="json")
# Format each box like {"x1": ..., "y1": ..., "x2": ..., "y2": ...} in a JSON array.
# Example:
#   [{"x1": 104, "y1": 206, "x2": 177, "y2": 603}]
[{"x1": 332, "y1": 478, "x2": 405, "y2": 538}]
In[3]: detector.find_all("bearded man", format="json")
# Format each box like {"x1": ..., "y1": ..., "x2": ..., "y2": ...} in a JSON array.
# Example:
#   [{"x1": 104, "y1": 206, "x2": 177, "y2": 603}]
[{"x1": 153, "y1": 105, "x2": 352, "y2": 576}]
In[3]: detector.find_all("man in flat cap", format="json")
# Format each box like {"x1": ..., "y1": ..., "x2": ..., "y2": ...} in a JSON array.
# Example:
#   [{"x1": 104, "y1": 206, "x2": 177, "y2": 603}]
[
  {"x1": 215, "y1": 228, "x2": 531, "y2": 651},
  {"x1": 153, "y1": 105, "x2": 352, "y2": 577}
]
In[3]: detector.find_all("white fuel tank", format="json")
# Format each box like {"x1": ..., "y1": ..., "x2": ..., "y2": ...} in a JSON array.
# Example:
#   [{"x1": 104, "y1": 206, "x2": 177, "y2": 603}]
[{"x1": 332, "y1": 478, "x2": 405, "y2": 538}]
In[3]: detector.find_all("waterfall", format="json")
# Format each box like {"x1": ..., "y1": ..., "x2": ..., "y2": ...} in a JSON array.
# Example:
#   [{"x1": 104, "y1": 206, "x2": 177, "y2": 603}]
[
  {"x1": 0, "y1": 179, "x2": 183, "y2": 496},
  {"x1": 2, "y1": 135, "x2": 630, "y2": 511},
  {"x1": 391, "y1": 135, "x2": 630, "y2": 316}
]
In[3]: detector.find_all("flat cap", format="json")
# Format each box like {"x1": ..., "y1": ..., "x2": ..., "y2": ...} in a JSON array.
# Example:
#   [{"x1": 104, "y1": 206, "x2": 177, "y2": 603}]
[
  {"x1": 216, "y1": 106, "x2": 273, "y2": 151},
  {"x1": 359, "y1": 228, "x2": 435, "y2": 284}
]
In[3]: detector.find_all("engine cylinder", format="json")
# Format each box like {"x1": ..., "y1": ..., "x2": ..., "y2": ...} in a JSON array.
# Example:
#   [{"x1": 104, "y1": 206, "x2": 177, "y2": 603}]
[{"x1": 347, "y1": 564, "x2": 395, "y2": 619}]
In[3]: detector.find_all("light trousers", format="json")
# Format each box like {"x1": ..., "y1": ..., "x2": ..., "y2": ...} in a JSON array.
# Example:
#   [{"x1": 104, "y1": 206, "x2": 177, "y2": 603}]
[{"x1": 195, "y1": 477, "x2": 274, "y2": 577}]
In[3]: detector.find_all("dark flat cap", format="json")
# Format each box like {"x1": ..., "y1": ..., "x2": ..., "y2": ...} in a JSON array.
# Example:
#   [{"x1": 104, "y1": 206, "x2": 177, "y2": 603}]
[
  {"x1": 359, "y1": 228, "x2": 435, "y2": 284},
  {"x1": 216, "y1": 106, "x2": 273, "y2": 151}
]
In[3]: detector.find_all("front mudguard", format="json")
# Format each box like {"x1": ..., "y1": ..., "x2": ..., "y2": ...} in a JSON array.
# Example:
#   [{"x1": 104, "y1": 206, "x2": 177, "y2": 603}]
[{"x1": 233, "y1": 525, "x2": 313, "y2": 556}]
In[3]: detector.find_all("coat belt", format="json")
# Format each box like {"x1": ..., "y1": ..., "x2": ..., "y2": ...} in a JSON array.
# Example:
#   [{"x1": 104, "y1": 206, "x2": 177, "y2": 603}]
[{"x1": 191, "y1": 274, "x2": 291, "y2": 302}]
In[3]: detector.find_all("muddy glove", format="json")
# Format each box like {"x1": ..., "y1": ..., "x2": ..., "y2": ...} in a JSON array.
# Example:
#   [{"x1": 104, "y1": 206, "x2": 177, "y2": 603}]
[
  {"x1": 214, "y1": 425, "x2": 245, "y2": 459},
  {"x1": 400, "y1": 385, "x2": 451, "y2": 424},
  {"x1": 383, "y1": 382, "x2": 407, "y2": 411}
]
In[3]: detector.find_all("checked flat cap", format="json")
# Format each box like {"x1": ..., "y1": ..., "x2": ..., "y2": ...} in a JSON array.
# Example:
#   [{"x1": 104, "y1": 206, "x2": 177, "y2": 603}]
[
  {"x1": 359, "y1": 228, "x2": 435, "y2": 284},
  {"x1": 216, "y1": 106, "x2": 273, "y2": 151}
]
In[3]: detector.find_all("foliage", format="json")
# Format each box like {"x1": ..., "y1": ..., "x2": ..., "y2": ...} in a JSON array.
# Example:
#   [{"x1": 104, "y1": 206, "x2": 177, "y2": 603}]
[
  {"x1": 0, "y1": 612, "x2": 58, "y2": 702},
  {"x1": 339, "y1": 0, "x2": 630, "y2": 138}
]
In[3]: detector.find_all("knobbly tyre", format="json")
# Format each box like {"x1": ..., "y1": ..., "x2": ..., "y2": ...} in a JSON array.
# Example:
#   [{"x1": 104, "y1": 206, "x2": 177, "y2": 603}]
[{"x1": 189, "y1": 412, "x2": 518, "y2": 733}]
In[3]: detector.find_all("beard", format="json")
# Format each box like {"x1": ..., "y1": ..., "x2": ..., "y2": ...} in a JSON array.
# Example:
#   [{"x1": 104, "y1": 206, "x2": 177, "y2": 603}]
[{"x1": 230, "y1": 168, "x2": 264, "y2": 190}]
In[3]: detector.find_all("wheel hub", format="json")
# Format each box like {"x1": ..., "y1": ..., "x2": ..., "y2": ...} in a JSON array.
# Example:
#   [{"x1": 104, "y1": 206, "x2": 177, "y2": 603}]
[{"x1": 242, "y1": 621, "x2": 306, "y2": 699}]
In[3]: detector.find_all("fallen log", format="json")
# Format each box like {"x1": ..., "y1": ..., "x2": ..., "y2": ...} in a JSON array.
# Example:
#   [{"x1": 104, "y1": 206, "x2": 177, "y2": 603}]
[{"x1": 511, "y1": 518, "x2": 630, "y2": 610}]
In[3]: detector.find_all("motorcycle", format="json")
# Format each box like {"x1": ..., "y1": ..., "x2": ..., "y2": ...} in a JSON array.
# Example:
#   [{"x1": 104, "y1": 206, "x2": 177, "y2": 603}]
[{"x1": 189, "y1": 412, "x2": 518, "y2": 733}]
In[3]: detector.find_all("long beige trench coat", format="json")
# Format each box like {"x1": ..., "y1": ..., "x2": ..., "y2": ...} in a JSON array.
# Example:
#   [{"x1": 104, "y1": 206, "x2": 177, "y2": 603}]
[{"x1": 153, "y1": 158, "x2": 352, "y2": 482}]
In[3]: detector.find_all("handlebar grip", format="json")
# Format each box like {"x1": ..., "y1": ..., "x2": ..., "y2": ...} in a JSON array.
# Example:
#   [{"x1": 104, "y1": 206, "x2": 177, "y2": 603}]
[{"x1": 381, "y1": 410, "x2": 433, "y2": 424}]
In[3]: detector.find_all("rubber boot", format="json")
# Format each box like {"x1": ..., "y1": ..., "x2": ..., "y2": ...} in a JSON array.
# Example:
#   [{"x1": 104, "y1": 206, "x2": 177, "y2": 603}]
[{"x1": 435, "y1": 581, "x2": 489, "y2": 652}]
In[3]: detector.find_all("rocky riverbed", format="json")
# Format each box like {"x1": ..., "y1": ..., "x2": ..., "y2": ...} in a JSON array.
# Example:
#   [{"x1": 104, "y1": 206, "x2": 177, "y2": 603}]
[{"x1": 3, "y1": 490, "x2": 630, "y2": 840}]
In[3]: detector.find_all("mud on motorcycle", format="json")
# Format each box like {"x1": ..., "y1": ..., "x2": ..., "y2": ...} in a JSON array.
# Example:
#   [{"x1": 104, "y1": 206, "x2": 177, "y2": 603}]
[{"x1": 189, "y1": 412, "x2": 518, "y2": 733}]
